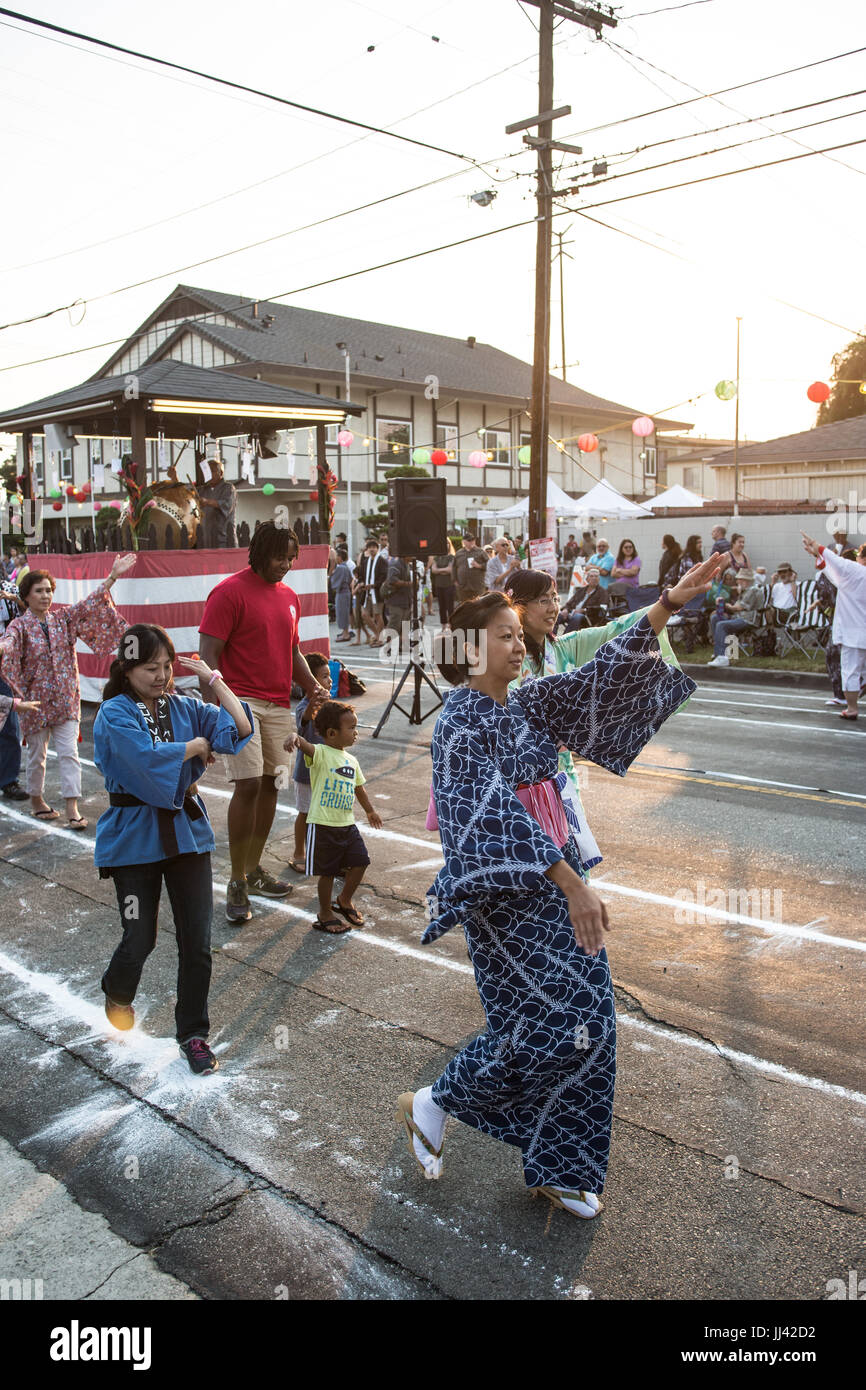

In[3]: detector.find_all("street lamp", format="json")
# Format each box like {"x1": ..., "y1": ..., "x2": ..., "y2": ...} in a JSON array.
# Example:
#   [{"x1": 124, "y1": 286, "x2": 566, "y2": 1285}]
[{"x1": 336, "y1": 342, "x2": 353, "y2": 555}]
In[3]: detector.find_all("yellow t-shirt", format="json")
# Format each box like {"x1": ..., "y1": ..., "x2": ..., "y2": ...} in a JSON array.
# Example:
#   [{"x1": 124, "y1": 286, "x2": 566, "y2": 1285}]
[{"x1": 305, "y1": 743, "x2": 366, "y2": 826}]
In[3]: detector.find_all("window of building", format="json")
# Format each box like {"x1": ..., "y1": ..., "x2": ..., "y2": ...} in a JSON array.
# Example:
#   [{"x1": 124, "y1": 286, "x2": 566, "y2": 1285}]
[
  {"x1": 481, "y1": 428, "x2": 510, "y2": 465},
  {"x1": 325, "y1": 423, "x2": 339, "y2": 446},
  {"x1": 32, "y1": 436, "x2": 45, "y2": 488},
  {"x1": 641, "y1": 446, "x2": 657, "y2": 478},
  {"x1": 519, "y1": 431, "x2": 531, "y2": 465},
  {"x1": 60, "y1": 449, "x2": 73, "y2": 480},
  {"x1": 435, "y1": 423, "x2": 458, "y2": 461},
  {"x1": 683, "y1": 466, "x2": 700, "y2": 490},
  {"x1": 376, "y1": 417, "x2": 412, "y2": 467}
]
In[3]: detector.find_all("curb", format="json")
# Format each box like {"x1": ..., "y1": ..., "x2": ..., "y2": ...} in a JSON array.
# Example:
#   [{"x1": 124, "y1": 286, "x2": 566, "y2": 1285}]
[{"x1": 682, "y1": 662, "x2": 828, "y2": 690}]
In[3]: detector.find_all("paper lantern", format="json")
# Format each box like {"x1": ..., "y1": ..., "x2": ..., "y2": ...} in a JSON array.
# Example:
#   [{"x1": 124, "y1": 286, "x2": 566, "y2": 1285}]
[
  {"x1": 577, "y1": 433, "x2": 599, "y2": 453},
  {"x1": 262, "y1": 483, "x2": 275, "y2": 496},
  {"x1": 412, "y1": 448, "x2": 431, "y2": 466},
  {"x1": 51, "y1": 501, "x2": 63, "y2": 511},
  {"x1": 632, "y1": 416, "x2": 654, "y2": 437},
  {"x1": 49, "y1": 487, "x2": 61, "y2": 499},
  {"x1": 431, "y1": 448, "x2": 448, "y2": 466},
  {"x1": 806, "y1": 381, "x2": 830, "y2": 404},
  {"x1": 714, "y1": 379, "x2": 737, "y2": 401},
  {"x1": 309, "y1": 490, "x2": 319, "y2": 501},
  {"x1": 93, "y1": 502, "x2": 102, "y2": 511},
  {"x1": 468, "y1": 450, "x2": 486, "y2": 467},
  {"x1": 81, "y1": 481, "x2": 92, "y2": 495},
  {"x1": 518, "y1": 445, "x2": 531, "y2": 466},
  {"x1": 337, "y1": 430, "x2": 354, "y2": 448},
  {"x1": 65, "y1": 485, "x2": 76, "y2": 497},
  {"x1": 110, "y1": 501, "x2": 122, "y2": 510}
]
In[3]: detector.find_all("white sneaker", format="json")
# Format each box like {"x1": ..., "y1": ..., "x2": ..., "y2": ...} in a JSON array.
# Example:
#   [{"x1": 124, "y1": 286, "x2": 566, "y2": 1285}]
[{"x1": 706, "y1": 656, "x2": 730, "y2": 667}]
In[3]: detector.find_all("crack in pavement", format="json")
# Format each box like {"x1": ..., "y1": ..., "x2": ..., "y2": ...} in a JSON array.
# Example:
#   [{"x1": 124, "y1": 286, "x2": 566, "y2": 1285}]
[{"x1": 613, "y1": 979, "x2": 751, "y2": 1087}]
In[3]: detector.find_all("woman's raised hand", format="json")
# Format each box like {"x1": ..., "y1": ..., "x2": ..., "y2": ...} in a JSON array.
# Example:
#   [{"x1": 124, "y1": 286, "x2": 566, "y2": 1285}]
[
  {"x1": 667, "y1": 552, "x2": 724, "y2": 606},
  {"x1": 108, "y1": 553, "x2": 136, "y2": 581},
  {"x1": 177, "y1": 653, "x2": 213, "y2": 683}
]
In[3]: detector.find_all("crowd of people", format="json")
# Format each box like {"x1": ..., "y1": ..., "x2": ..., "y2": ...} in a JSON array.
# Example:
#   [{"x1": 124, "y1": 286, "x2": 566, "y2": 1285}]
[{"x1": 0, "y1": 514, "x2": 862, "y2": 1221}]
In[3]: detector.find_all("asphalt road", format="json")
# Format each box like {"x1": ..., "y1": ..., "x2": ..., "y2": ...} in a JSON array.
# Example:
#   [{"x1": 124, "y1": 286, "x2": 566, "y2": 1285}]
[{"x1": 0, "y1": 630, "x2": 863, "y2": 1301}]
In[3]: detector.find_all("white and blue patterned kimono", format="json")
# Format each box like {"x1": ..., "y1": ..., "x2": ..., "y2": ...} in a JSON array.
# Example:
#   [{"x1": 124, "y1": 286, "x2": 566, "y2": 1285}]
[{"x1": 424, "y1": 615, "x2": 695, "y2": 1192}]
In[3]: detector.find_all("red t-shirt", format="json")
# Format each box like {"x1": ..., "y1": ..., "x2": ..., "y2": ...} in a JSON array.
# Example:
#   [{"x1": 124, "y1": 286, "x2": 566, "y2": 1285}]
[{"x1": 199, "y1": 568, "x2": 300, "y2": 707}]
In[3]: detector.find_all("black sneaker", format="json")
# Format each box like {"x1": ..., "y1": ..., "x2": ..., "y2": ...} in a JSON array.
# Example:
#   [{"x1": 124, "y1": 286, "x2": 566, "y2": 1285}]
[
  {"x1": 2, "y1": 781, "x2": 29, "y2": 801},
  {"x1": 180, "y1": 1037, "x2": 219, "y2": 1075},
  {"x1": 105, "y1": 996, "x2": 135, "y2": 1030},
  {"x1": 247, "y1": 865, "x2": 293, "y2": 898},
  {"x1": 225, "y1": 878, "x2": 252, "y2": 923}
]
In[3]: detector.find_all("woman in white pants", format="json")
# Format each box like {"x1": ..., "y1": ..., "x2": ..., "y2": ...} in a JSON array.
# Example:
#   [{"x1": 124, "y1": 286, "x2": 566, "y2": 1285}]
[
  {"x1": 802, "y1": 532, "x2": 866, "y2": 721},
  {"x1": 0, "y1": 555, "x2": 132, "y2": 827}
]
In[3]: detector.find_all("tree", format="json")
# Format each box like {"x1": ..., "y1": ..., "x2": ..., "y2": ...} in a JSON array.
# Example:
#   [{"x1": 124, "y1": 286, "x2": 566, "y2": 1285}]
[{"x1": 816, "y1": 336, "x2": 866, "y2": 425}]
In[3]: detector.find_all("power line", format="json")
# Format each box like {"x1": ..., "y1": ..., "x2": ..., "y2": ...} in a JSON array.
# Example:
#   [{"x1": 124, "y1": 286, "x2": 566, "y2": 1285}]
[
  {"x1": 568, "y1": 104, "x2": 866, "y2": 190},
  {"x1": 0, "y1": 6, "x2": 478, "y2": 164},
  {"x1": 622, "y1": 0, "x2": 716, "y2": 18},
  {"x1": 605, "y1": 38, "x2": 866, "y2": 177},
  {"x1": 559, "y1": 41, "x2": 866, "y2": 138}
]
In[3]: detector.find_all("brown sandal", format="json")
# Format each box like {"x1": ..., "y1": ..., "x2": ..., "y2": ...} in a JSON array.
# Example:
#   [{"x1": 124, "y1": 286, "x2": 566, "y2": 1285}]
[
  {"x1": 334, "y1": 901, "x2": 365, "y2": 926},
  {"x1": 314, "y1": 915, "x2": 351, "y2": 934}
]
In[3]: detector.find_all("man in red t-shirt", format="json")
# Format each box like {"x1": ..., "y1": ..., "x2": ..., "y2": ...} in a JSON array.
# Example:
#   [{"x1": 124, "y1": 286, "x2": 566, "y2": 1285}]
[{"x1": 199, "y1": 520, "x2": 324, "y2": 923}]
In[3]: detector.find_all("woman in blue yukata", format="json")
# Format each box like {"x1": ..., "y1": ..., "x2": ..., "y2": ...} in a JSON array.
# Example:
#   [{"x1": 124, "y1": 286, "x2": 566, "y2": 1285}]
[
  {"x1": 94, "y1": 624, "x2": 253, "y2": 1076},
  {"x1": 395, "y1": 553, "x2": 722, "y2": 1219}
]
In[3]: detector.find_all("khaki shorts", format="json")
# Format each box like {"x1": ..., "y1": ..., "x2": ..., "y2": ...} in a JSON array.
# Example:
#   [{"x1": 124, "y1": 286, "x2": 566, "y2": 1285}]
[{"x1": 223, "y1": 697, "x2": 295, "y2": 781}]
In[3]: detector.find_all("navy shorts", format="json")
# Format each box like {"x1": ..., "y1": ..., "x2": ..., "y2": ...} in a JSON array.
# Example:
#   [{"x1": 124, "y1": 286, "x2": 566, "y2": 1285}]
[{"x1": 305, "y1": 822, "x2": 370, "y2": 878}]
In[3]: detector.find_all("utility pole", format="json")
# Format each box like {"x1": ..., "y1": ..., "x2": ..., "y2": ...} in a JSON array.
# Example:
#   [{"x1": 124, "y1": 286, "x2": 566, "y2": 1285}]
[
  {"x1": 508, "y1": 1, "x2": 616, "y2": 542},
  {"x1": 553, "y1": 227, "x2": 574, "y2": 382},
  {"x1": 339, "y1": 346, "x2": 353, "y2": 556},
  {"x1": 733, "y1": 316, "x2": 742, "y2": 518}
]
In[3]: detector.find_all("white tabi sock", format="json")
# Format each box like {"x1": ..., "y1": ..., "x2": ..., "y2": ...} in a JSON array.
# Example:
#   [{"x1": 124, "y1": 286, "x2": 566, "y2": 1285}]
[{"x1": 411, "y1": 1086, "x2": 446, "y2": 1177}]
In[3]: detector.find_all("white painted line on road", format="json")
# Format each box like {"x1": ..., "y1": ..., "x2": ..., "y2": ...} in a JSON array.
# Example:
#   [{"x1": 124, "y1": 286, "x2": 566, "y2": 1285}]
[
  {"x1": 591, "y1": 878, "x2": 866, "y2": 952},
  {"x1": 677, "y1": 712, "x2": 866, "y2": 737},
  {"x1": 693, "y1": 697, "x2": 848, "y2": 716},
  {"x1": 634, "y1": 762, "x2": 866, "y2": 800}
]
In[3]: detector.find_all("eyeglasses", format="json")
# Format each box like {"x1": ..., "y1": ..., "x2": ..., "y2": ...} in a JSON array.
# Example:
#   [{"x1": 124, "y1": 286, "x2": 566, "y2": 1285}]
[{"x1": 531, "y1": 595, "x2": 560, "y2": 608}]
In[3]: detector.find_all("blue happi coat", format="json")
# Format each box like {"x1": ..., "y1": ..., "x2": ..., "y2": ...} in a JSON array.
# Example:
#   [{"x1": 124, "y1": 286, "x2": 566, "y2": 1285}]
[
  {"x1": 425, "y1": 615, "x2": 695, "y2": 1192},
  {"x1": 93, "y1": 693, "x2": 253, "y2": 868}
]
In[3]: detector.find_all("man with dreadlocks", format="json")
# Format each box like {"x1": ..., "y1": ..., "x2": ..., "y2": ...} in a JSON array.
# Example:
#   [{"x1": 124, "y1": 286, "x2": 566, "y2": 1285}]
[{"x1": 199, "y1": 520, "x2": 325, "y2": 922}]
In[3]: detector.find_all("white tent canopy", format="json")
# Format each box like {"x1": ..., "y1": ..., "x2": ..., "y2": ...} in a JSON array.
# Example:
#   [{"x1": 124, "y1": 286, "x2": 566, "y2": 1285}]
[
  {"x1": 645, "y1": 483, "x2": 706, "y2": 509},
  {"x1": 478, "y1": 478, "x2": 585, "y2": 521},
  {"x1": 568, "y1": 478, "x2": 653, "y2": 520}
]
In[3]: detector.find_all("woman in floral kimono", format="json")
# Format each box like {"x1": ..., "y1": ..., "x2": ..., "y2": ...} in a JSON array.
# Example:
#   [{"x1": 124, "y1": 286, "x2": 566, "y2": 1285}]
[
  {"x1": 0, "y1": 554, "x2": 134, "y2": 828},
  {"x1": 395, "y1": 554, "x2": 721, "y2": 1220},
  {"x1": 504, "y1": 566, "x2": 685, "y2": 874}
]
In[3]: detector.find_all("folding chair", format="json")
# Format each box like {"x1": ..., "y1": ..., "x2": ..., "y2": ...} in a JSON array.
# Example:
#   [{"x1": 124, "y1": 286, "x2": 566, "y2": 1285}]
[
  {"x1": 783, "y1": 579, "x2": 832, "y2": 658},
  {"x1": 664, "y1": 593, "x2": 706, "y2": 653},
  {"x1": 735, "y1": 583, "x2": 771, "y2": 657}
]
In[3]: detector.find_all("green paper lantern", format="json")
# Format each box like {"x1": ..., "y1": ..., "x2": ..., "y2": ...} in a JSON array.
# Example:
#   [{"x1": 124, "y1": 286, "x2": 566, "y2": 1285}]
[
  {"x1": 49, "y1": 487, "x2": 62, "y2": 499},
  {"x1": 714, "y1": 379, "x2": 737, "y2": 401},
  {"x1": 518, "y1": 445, "x2": 531, "y2": 466},
  {"x1": 262, "y1": 483, "x2": 275, "y2": 496},
  {"x1": 412, "y1": 447, "x2": 431, "y2": 466}
]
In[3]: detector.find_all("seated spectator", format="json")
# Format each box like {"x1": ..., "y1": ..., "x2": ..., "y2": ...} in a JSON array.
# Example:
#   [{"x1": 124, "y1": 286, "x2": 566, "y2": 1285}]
[
  {"x1": 678, "y1": 534, "x2": 704, "y2": 578},
  {"x1": 728, "y1": 532, "x2": 751, "y2": 572},
  {"x1": 658, "y1": 534, "x2": 682, "y2": 589},
  {"x1": 710, "y1": 525, "x2": 732, "y2": 556},
  {"x1": 587, "y1": 538, "x2": 615, "y2": 589},
  {"x1": 706, "y1": 570, "x2": 764, "y2": 666},
  {"x1": 561, "y1": 565, "x2": 609, "y2": 630},
  {"x1": 770, "y1": 563, "x2": 798, "y2": 621},
  {"x1": 609, "y1": 538, "x2": 641, "y2": 592},
  {"x1": 563, "y1": 534, "x2": 579, "y2": 565}
]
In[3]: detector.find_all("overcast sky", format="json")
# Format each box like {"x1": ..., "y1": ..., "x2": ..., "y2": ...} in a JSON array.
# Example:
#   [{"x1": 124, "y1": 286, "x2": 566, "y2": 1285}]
[{"x1": 1, "y1": 0, "x2": 864, "y2": 446}]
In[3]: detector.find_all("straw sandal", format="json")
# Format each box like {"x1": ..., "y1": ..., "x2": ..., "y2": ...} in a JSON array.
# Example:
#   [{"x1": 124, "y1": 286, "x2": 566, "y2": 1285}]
[
  {"x1": 394, "y1": 1091, "x2": 444, "y2": 1180},
  {"x1": 531, "y1": 1186, "x2": 604, "y2": 1220}
]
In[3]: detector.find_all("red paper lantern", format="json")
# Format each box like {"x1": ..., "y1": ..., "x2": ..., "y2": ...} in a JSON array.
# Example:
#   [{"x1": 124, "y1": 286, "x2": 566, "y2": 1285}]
[
  {"x1": 577, "y1": 433, "x2": 599, "y2": 453},
  {"x1": 431, "y1": 448, "x2": 448, "y2": 467},
  {"x1": 81, "y1": 481, "x2": 92, "y2": 495},
  {"x1": 806, "y1": 380, "x2": 830, "y2": 403},
  {"x1": 52, "y1": 501, "x2": 63, "y2": 511},
  {"x1": 309, "y1": 490, "x2": 319, "y2": 501},
  {"x1": 65, "y1": 485, "x2": 76, "y2": 497}
]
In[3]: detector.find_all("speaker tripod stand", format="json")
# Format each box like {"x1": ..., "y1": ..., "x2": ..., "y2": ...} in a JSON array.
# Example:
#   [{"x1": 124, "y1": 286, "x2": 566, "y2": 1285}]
[{"x1": 372, "y1": 569, "x2": 442, "y2": 738}]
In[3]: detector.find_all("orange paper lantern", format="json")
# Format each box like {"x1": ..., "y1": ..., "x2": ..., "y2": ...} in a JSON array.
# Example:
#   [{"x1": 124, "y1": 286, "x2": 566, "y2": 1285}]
[
  {"x1": 806, "y1": 381, "x2": 830, "y2": 403},
  {"x1": 577, "y1": 433, "x2": 599, "y2": 453}
]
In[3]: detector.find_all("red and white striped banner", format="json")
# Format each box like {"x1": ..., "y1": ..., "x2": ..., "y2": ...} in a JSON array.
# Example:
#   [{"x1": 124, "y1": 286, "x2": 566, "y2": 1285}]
[{"x1": 36, "y1": 547, "x2": 331, "y2": 702}]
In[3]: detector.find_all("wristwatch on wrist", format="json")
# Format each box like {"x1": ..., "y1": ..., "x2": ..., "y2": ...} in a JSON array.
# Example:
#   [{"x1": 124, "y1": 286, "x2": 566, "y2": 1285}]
[
  {"x1": 208, "y1": 669, "x2": 224, "y2": 687},
  {"x1": 659, "y1": 587, "x2": 683, "y2": 613}
]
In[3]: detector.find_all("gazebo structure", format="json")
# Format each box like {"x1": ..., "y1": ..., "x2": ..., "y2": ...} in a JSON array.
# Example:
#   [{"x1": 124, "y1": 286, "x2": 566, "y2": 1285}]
[{"x1": 0, "y1": 360, "x2": 362, "y2": 548}]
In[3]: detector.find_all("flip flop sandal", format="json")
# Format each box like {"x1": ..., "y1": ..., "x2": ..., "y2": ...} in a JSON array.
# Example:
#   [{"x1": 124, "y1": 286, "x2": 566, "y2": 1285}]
[
  {"x1": 287, "y1": 860, "x2": 307, "y2": 874},
  {"x1": 333, "y1": 902, "x2": 365, "y2": 926},
  {"x1": 393, "y1": 1091, "x2": 444, "y2": 1180},
  {"x1": 31, "y1": 808, "x2": 59, "y2": 820},
  {"x1": 68, "y1": 817, "x2": 88, "y2": 830},
  {"x1": 839, "y1": 711, "x2": 859, "y2": 720},
  {"x1": 531, "y1": 1186, "x2": 604, "y2": 1220},
  {"x1": 313, "y1": 915, "x2": 351, "y2": 934}
]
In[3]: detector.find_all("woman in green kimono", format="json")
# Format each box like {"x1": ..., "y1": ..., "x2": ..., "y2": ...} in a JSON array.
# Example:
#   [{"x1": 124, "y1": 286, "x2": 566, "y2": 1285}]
[{"x1": 504, "y1": 567, "x2": 683, "y2": 874}]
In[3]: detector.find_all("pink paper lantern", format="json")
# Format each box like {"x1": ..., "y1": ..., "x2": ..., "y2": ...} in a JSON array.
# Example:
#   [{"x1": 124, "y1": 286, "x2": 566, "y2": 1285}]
[
  {"x1": 577, "y1": 433, "x2": 599, "y2": 453},
  {"x1": 93, "y1": 502, "x2": 102, "y2": 511},
  {"x1": 110, "y1": 501, "x2": 123, "y2": 510},
  {"x1": 431, "y1": 448, "x2": 448, "y2": 467},
  {"x1": 806, "y1": 381, "x2": 830, "y2": 404},
  {"x1": 337, "y1": 430, "x2": 354, "y2": 447},
  {"x1": 632, "y1": 416, "x2": 654, "y2": 437},
  {"x1": 468, "y1": 450, "x2": 486, "y2": 467}
]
